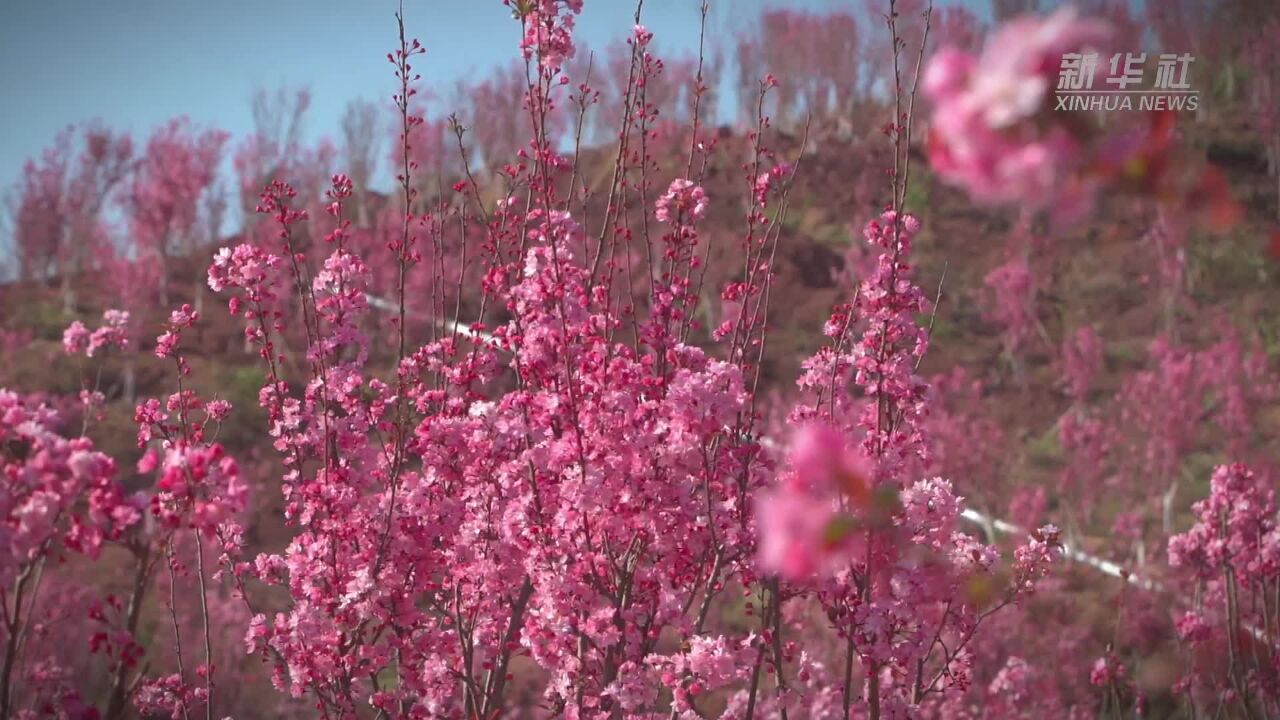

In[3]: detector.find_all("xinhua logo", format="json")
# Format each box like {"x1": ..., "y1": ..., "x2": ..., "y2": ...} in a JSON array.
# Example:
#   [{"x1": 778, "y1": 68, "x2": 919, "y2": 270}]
[{"x1": 1055, "y1": 53, "x2": 1199, "y2": 112}]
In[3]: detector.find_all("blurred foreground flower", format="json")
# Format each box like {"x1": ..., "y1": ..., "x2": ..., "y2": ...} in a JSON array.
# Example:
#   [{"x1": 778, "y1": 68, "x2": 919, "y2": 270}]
[
  {"x1": 925, "y1": 6, "x2": 1239, "y2": 230},
  {"x1": 757, "y1": 423, "x2": 877, "y2": 580}
]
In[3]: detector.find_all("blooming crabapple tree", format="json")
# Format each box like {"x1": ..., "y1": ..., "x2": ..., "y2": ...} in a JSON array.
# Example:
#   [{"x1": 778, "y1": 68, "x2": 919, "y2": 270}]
[
  {"x1": 0, "y1": 10, "x2": 1015, "y2": 720},
  {"x1": 734, "y1": 9, "x2": 861, "y2": 128},
  {"x1": 8, "y1": 125, "x2": 133, "y2": 312},
  {"x1": 6, "y1": 1, "x2": 1058, "y2": 717},
  {"x1": 43, "y1": 309, "x2": 250, "y2": 720},
  {"x1": 126, "y1": 118, "x2": 230, "y2": 308},
  {"x1": 206, "y1": 2, "x2": 1061, "y2": 717},
  {"x1": 759, "y1": 192, "x2": 1059, "y2": 718},
  {"x1": 5, "y1": 0, "x2": 1275, "y2": 718},
  {"x1": 234, "y1": 87, "x2": 313, "y2": 221},
  {"x1": 340, "y1": 98, "x2": 382, "y2": 227}
]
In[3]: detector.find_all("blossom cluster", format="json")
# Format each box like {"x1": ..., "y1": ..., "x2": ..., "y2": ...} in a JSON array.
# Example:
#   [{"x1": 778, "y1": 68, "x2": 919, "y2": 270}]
[
  {"x1": 62, "y1": 309, "x2": 130, "y2": 358},
  {"x1": 1167, "y1": 463, "x2": 1280, "y2": 714},
  {"x1": 0, "y1": 389, "x2": 145, "y2": 715},
  {"x1": 0, "y1": 390, "x2": 139, "y2": 581}
]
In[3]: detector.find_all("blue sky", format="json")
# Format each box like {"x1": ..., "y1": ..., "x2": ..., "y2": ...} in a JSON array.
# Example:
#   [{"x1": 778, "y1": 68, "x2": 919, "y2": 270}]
[{"x1": 0, "y1": 0, "x2": 872, "y2": 197}]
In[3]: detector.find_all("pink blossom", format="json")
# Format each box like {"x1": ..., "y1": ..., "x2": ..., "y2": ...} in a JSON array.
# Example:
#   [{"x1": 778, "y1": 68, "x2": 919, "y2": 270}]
[
  {"x1": 63, "y1": 310, "x2": 130, "y2": 358},
  {"x1": 786, "y1": 422, "x2": 874, "y2": 497},
  {"x1": 1089, "y1": 653, "x2": 1128, "y2": 688},
  {"x1": 654, "y1": 178, "x2": 708, "y2": 224},
  {"x1": 1174, "y1": 611, "x2": 1210, "y2": 643},
  {"x1": 62, "y1": 321, "x2": 90, "y2": 355},
  {"x1": 134, "y1": 673, "x2": 204, "y2": 719},
  {"x1": 87, "y1": 309, "x2": 130, "y2": 356},
  {"x1": 519, "y1": 0, "x2": 582, "y2": 71},
  {"x1": 1012, "y1": 524, "x2": 1063, "y2": 596},
  {"x1": 756, "y1": 489, "x2": 843, "y2": 580},
  {"x1": 152, "y1": 442, "x2": 248, "y2": 533},
  {"x1": 205, "y1": 399, "x2": 232, "y2": 423}
]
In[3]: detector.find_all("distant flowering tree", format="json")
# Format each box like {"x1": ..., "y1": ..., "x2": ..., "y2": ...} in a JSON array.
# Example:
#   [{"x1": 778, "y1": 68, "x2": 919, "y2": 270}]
[
  {"x1": 861, "y1": 0, "x2": 929, "y2": 100},
  {"x1": 766, "y1": 206, "x2": 1062, "y2": 717},
  {"x1": 339, "y1": 98, "x2": 382, "y2": 227},
  {"x1": 1059, "y1": 325, "x2": 1103, "y2": 405},
  {"x1": 1113, "y1": 336, "x2": 1204, "y2": 560},
  {"x1": 929, "y1": 5, "x2": 984, "y2": 55},
  {"x1": 1142, "y1": 208, "x2": 1188, "y2": 340},
  {"x1": 9, "y1": 125, "x2": 133, "y2": 312},
  {"x1": 457, "y1": 62, "x2": 530, "y2": 171},
  {"x1": 1103, "y1": 325, "x2": 1276, "y2": 569},
  {"x1": 735, "y1": 9, "x2": 861, "y2": 127},
  {"x1": 926, "y1": 367, "x2": 1010, "y2": 527},
  {"x1": 234, "y1": 86, "x2": 311, "y2": 220},
  {"x1": 983, "y1": 253, "x2": 1037, "y2": 382},
  {"x1": 1055, "y1": 326, "x2": 1109, "y2": 535},
  {"x1": 1200, "y1": 325, "x2": 1279, "y2": 463},
  {"x1": 1243, "y1": 15, "x2": 1280, "y2": 220},
  {"x1": 126, "y1": 117, "x2": 229, "y2": 307}
]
